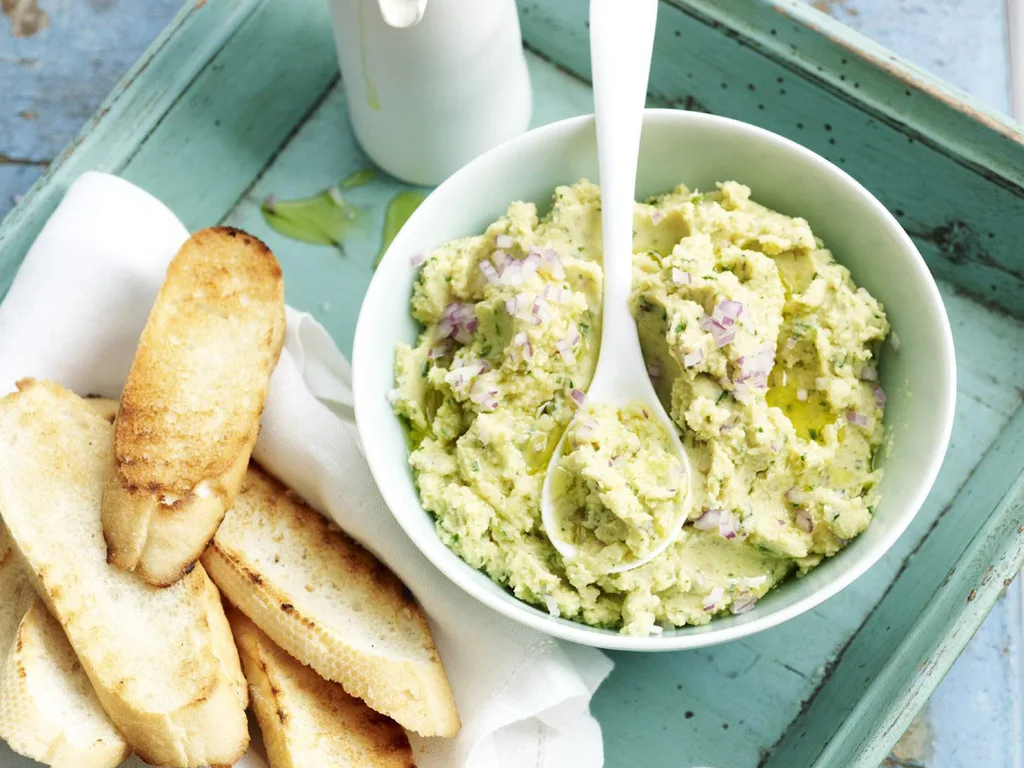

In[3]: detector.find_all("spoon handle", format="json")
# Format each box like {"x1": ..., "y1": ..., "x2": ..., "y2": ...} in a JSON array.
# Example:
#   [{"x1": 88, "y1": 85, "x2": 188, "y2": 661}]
[{"x1": 589, "y1": 0, "x2": 659, "y2": 388}]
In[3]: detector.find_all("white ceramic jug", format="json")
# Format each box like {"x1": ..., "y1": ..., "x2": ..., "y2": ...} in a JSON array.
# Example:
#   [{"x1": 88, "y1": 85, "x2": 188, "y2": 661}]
[{"x1": 329, "y1": 0, "x2": 533, "y2": 186}]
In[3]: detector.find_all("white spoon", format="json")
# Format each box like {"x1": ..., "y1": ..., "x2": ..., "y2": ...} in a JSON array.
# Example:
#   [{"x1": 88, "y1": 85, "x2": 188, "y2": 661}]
[{"x1": 540, "y1": 0, "x2": 691, "y2": 574}]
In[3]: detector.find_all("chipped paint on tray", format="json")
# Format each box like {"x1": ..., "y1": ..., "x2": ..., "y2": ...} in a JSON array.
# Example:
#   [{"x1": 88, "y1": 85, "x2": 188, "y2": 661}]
[
  {"x1": 1, "y1": 0, "x2": 49, "y2": 38},
  {"x1": 884, "y1": 712, "x2": 933, "y2": 766}
]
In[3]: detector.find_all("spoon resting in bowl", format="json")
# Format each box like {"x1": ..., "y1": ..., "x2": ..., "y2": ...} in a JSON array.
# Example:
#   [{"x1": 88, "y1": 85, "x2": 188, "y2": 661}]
[{"x1": 540, "y1": 0, "x2": 691, "y2": 574}]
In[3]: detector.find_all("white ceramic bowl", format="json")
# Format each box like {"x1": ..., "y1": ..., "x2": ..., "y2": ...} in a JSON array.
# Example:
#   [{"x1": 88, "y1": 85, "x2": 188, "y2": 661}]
[{"x1": 353, "y1": 109, "x2": 956, "y2": 651}]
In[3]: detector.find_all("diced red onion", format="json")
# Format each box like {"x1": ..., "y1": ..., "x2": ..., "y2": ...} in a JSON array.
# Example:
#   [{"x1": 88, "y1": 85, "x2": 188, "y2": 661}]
[
  {"x1": 715, "y1": 328, "x2": 736, "y2": 348},
  {"x1": 576, "y1": 417, "x2": 599, "y2": 439},
  {"x1": 891, "y1": 330, "x2": 902, "y2": 353},
  {"x1": 650, "y1": 209, "x2": 665, "y2": 225},
  {"x1": 771, "y1": 439, "x2": 783, "y2": 452},
  {"x1": 702, "y1": 586, "x2": 725, "y2": 612},
  {"x1": 731, "y1": 595, "x2": 757, "y2": 615},
  {"x1": 479, "y1": 260, "x2": 499, "y2": 283},
  {"x1": 539, "y1": 248, "x2": 565, "y2": 279},
  {"x1": 410, "y1": 252, "x2": 425, "y2": 267},
  {"x1": 543, "y1": 594, "x2": 560, "y2": 617},
  {"x1": 693, "y1": 509, "x2": 721, "y2": 531},
  {"x1": 713, "y1": 300, "x2": 744, "y2": 328},
  {"x1": 532, "y1": 298, "x2": 548, "y2": 322},
  {"x1": 859, "y1": 365, "x2": 878, "y2": 382},
  {"x1": 452, "y1": 321, "x2": 476, "y2": 345},
  {"x1": 736, "y1": 344, "x2": 774, "y2": 388},
  {"x1": 846, "y1": 410, "x2": 869, "y2": 427},
  {"x1": 700, "y1": 311, "x2": 737, "y2": 348},
  {"x1": 556, "y1": 339, "x2": 576, "y2": 366},
  {"x1": 718, "y1": 510, "x2": 740, "y2": 540},
  {"x1": 874, "y1": 386, "x2": 887, "y2": 408},
  {"x1": 469, "y1": 379, "x2": 499, "y2": 410},
  {"x1": 796, "y1": 388, "x2": 808, "y2": 402},
  {"x1": 672, "y1": 268, "x2": 691, "y2": 286},
  {"x1": 684, "y1": 349, "x2": 703, "y2": 368},
  {"x1": 732, "y1": 381, "x2": 752, "y2": 404},
  {"x1": 494, "y1": 233, "x2": 514, "y2": 249},
  {"x1": 785, "y1": 486, "x2": 807, "y2": 504},
  {"x1": 543, "y1": 284, "x2": 570, "y2": 303},
  {"x1": 506, "y1": 292, "x2": 530, "y2": 316},
  {"x1": 427, "y1": 339, "x2": 453, "y2": 359},
  {"x1": 570, "y1": 388, "x2": 586, "y2": 406},
  {"x1": 794, "y1": 508, "x2": 814, "y2": 533},
  {"x1": 519, "y1": 251, "x2": 541, "y2": 282},
  {"x1": 439, "y1": 302, "x2": 477, "y2": 344},
  {"x1": 511, "y1": 332, "x2": 534, "y2": 362},
  {"x1": 567, "y1": 321, "x2": 581, "y2": 348}
]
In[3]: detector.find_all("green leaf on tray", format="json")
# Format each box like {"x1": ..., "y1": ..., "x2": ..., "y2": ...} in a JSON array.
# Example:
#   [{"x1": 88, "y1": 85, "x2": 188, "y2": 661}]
[
  {"x1": 260, "y1": 186, "x2": 360, "y2": 249},
  {"x1": 341, "y1": 167, "x2": 378, "y2": 189},
  {"x1": 375, "y1": 190, "x2": 427, "y2": 268}
]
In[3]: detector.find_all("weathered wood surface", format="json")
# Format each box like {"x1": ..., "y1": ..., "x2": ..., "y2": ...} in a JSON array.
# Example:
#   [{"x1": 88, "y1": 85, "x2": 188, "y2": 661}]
[{"x1": 0, "y1": 1, "x2": 1021, "y2": 766}]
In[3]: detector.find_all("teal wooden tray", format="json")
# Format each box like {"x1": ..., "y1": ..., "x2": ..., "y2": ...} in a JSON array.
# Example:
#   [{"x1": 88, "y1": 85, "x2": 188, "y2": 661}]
[{"x1": 1, "y1": 1, "x2": 1022, "y2": 765}]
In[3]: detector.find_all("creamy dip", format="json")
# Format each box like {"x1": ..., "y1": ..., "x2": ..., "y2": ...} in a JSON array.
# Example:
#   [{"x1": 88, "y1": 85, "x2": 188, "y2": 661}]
[
  {"x1": 391, "y1": 179, "x2": 889, "y2": 635},
  {"x1": 550, "y1": 403, "x2": 686, "y2": 573}
]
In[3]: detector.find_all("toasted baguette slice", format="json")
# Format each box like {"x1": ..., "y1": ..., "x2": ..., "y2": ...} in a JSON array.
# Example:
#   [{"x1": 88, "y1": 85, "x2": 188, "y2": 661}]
[
  {"x1": 0, "y1": 527, "x2": 36, "y2": 661},
  {"x1": 228, "y1": 608, "x2": 414, "y2": 768},
  {"x1": 0, "y1": 601, "x2": 130, "y2": 768},
  {"x1": 103, "y1": 226, "x2": 286, "y2": 586},
  {"x1": 0, "y1": 380, "x2": 249, "y2": 767},
  {"x1": 2, "y1": 525, "x2": 126, "y2": 768},
  {"x1": 203, "y1": 466, "x2": 460, "y2": 737}
]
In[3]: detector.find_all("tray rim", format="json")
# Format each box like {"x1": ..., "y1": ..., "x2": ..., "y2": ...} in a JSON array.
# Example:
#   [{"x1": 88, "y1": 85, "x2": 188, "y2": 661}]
[{"x1": 1, "y1": 1, "x2": 1023, "y2": 764}]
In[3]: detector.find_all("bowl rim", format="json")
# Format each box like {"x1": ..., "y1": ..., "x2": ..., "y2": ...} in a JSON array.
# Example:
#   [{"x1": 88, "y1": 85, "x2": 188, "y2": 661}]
[{"x1": 353, "y1": 108, "x2": 957, "y2": 651}]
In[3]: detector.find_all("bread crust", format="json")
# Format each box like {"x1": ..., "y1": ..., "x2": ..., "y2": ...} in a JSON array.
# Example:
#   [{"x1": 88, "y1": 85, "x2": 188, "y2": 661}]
[
  {"x1": 0, "y1": 601, "x2": 130, "y2": 768},
  {"x1": 203, "y1": 466, "x2": 460, "y2": 738},
  {"x1": 103, "y1": 226, "x2": 285, "y2": 586},
  {"x1": 0, "y1": 380, "x2": 250, "y2": 767},
  {"x1": 229, "y1": 608, "x2": 414, "y2": 768}
]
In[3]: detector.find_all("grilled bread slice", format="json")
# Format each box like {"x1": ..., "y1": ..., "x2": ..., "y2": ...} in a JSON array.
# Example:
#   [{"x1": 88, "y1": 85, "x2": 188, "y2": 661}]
[
  {"x1": 0, "y1": 527, "x2": 36, "y2": 663},
  {"x1": 0, "y1": 380, "x2": 249, "y2": 767},
  {"x1": 203, "y1": 466, "x2": 460, "y2": 738},
  {"x1": 103, "y1": 226, "x2": 285, "y2": 586},
  {"x1": 0, "y1": 600, "x2": 130, "y2": 768},
  {"x1": 228, "y1": 608, "x2": 414, "y2": 768},
  {"x1": 2, "y1": 525, "x2": 126, "y2": 768}
]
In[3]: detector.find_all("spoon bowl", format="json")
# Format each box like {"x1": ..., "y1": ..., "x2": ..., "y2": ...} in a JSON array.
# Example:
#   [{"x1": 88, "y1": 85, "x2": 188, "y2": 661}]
[{"x1": 539, "y1": 0, "x2": 690, "y2": 572}]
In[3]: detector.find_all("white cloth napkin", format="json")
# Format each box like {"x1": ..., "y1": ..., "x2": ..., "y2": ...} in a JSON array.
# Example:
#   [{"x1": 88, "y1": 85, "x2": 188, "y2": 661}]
[{"x1": 0, "y1": 171, "x2": 613, "y2": 768}]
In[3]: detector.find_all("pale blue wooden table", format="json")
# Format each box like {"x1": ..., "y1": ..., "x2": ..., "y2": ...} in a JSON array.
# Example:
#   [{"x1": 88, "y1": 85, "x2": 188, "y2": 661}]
[{"x1": 1, "y1": 1, "x2": 1020, "y2": 765}]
